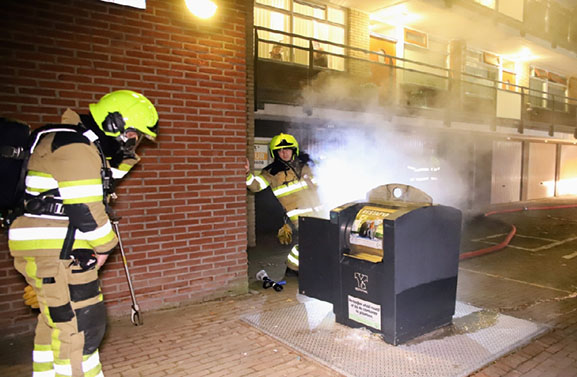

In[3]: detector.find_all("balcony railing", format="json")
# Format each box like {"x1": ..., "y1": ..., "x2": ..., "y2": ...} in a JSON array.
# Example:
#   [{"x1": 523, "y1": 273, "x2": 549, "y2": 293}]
[{"x1": 254, "y1": 26, "x2": 577, "y2": 136}]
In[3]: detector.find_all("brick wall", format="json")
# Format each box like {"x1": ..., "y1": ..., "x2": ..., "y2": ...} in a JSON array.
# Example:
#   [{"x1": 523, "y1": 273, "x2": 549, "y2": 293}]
[
  {"x1": 347, "y1": 8, "x2": 370, "y2": 78},
  {"x1": 245, "y1": 1, "x2": 256, "y2": 248},
  {"x1": 0, "y1": 0, "x2": 248, "y2": 336}
]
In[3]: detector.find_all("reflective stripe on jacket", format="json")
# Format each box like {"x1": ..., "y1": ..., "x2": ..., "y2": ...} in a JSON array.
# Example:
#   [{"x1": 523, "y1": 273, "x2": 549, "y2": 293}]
[
  {"x1": 246, "y1": 159, "x2": 321, "y2": 227},
  {"x1": 9, "y1": 130, "x2": 118, "y2": 257}
]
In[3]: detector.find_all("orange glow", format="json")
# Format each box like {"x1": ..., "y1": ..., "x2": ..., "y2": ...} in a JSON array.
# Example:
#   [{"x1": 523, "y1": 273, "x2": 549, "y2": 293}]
[
  {"x1": 557, "y1": 178, "x2": 577, "y2": 195},
  {"x1": 542, "y1": 178, "x2": 577, "y2": 196}
]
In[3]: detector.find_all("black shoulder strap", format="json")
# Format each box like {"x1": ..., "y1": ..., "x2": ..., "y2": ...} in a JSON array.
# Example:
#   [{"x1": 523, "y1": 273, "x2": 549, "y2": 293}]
[{"x1": 76, "y1": 124, "x2": 115, "y2": 215}]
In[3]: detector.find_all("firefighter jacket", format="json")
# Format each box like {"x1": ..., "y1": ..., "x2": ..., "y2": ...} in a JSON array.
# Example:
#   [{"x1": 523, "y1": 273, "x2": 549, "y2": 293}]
[
  {"x1": 8, "y1": 123, "x2": 119, "y2": 258},
  {"x1": 246, "y1": 156, "x2": 321, "y2": 226},
  {"x1": 64, "y1": 109, "x2": 140, "y2": 180}
]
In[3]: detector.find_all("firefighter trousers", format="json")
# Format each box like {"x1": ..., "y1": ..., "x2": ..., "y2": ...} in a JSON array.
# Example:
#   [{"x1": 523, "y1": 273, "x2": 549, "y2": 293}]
[{"x1": 14, "y1": 256, "x2": 106, "y2": 377}]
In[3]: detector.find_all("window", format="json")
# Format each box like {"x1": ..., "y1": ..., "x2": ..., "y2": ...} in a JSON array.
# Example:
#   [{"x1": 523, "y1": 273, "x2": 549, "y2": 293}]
[
  {"x1": 403, "y1": 38, "x2": 448, "y2": 90},
  {"x1": 502, "y1": 59, "x2": 515, "y2": 72},
  {"x1": 529, "y1": 76, "x2": 546, "y2": 108},
  {"x1": 404, "y1": 28, "x2": 427, "y2": 48},
  {"x1": 483, "y1": 52, "x2": 499, "y2": 66},
  {"x1": 502, "y1": 71, "x2": 516, "y2": 91},
  {"x1": 549, "y1": 83, "x2": 567, "y2": 111},
  {"x1": 328, "y1": 7, "x2": 345, "y2": 24},
  {"x1": 529, "y1": 67, "x2": 567, "y2": 111},
  {"x1": 501, "y1": 59, "x2": 516, "y2": 91},
  {"x1": 294, "y1": 0, "x2": 325, "y2": 19},
  {"x1": 463, "y1": 49, "x2": 498, "y2": 99},
  {"x1": 255, "y1": 8, "x2": 290, "y2": 62},
  {"x1": 256, "y1": 0, "x2": 289, "y2": 10},
  {"x1": 255, "y1": 0, "x2": 346, "y2": 70}
]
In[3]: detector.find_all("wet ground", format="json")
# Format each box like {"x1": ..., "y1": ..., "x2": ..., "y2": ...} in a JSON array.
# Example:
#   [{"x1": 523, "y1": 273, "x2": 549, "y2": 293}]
[{"x1": 1, "y1": 197, "x2": 577, "y2": 376}]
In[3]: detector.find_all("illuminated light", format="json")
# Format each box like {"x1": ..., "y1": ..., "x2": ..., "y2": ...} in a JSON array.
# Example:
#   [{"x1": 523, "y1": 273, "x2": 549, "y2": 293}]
[
  {"x1": 541, "y1": 180, "x2": 556, "y2": 197},
  {"x1": 185, "y1": 0, "x2": 217, "y2": 19},
  {"x1": 542, "y1": 178, "x2": 577, "y2": 196},
  {"x1": 504, "y1": 47, "x2": 538, "y2": 63},
  {"x1": 407, "y1": 165, "x2": 431, "y2": 172},
  {"x1": 476, "y1": 0, "x2": 495, "y2": 8},
  {"x1": 370, "y1": 4, "x2": 422, "y2": 27},
  {"x1": 557, "y1": 178, "x2": 577, "y2": 195}
]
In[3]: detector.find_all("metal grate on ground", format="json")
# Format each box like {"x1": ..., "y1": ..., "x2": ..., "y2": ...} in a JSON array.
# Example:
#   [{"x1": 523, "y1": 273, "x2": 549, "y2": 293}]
[{"x1": 242, "y1": 295, "x2": 548, "y2": 377}]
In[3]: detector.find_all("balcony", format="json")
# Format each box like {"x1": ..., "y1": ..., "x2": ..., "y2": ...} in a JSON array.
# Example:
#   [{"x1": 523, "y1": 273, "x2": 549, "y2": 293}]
[{"x1": 254, "y1": 26, "x2": 577, "y2": 136}]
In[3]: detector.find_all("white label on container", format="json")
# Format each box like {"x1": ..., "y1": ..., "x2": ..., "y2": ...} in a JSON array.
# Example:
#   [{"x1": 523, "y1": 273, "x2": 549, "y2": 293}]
[{"x1": 348, "y1": 295, "x2": 381, "y2": 330}]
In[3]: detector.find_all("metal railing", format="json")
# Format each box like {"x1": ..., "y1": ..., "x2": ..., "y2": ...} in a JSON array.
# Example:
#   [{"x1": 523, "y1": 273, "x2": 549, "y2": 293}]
[{"x1": 254, "y1": 26, "x2": 577, "y2": 133}]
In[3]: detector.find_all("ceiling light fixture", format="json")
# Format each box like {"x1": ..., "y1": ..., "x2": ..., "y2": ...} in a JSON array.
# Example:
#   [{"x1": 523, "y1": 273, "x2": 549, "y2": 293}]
[
  {"x1": 504, "y1": 47, "x2": 537, "y2": 62},
  {"x1": 370, "y1": 4, "x2": 421, "y2": 27}
]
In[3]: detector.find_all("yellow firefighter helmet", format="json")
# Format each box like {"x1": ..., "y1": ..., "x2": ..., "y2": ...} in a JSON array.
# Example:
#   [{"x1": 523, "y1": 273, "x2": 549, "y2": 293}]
[
  {"x1": 89, "y1": 90, "x2": 159, "y2": 141},
  {"x1": 269, "y1": 133, "x2": 299, "y2": 157}
]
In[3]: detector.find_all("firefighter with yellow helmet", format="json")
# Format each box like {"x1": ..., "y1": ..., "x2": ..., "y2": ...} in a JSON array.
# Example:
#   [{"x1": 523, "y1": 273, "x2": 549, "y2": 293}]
[
  {"x1": 246, "y1": 133, "x2": 321, "y2": 274},
  {"x1": 9, "y1": 90, "x2": 158, "y2": 377}
]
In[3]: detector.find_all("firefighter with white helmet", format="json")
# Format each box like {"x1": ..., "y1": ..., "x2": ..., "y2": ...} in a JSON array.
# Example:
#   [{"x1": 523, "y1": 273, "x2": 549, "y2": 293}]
[
  {"x1": 246, "y1": 133, "x2": 322, "y2": 273},
  {"x1": 9, "y1": 90, "x2": 158, "y2": 376}
]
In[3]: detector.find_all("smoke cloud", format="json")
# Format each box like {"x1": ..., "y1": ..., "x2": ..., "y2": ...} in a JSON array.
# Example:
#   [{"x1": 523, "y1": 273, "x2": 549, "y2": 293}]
[{"x1": 292, "y1": 73, "x2": 474, "y2": 216}]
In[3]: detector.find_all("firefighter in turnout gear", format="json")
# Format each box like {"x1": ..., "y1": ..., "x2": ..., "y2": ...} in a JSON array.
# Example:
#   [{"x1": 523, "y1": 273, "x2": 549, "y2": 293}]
[
  {"x1": 246, "y1": 133, "x2": 321, "y2": 273},
  {"x1": 8, "y1": 90, "x2": 158, "y2": 377}
]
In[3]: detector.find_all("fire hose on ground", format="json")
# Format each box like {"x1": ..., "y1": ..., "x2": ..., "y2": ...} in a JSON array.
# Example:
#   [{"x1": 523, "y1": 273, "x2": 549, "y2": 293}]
[{"x1": 459, "y1": 203, "x2": 577, "y2": 260}]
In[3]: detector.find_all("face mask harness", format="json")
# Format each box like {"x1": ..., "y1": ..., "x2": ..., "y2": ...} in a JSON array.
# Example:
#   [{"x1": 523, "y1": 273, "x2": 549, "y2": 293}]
[{"x1": 116, "y1": 128, "x2": 143, "y2": 158}]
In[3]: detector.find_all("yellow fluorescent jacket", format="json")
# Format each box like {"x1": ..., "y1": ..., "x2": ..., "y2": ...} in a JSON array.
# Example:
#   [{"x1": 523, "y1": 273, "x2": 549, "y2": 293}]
[
  {"x1": 8, "y1": 131, "x2": 119, "y2": 257},
  {"x1": 246, "y1": 161, "x2": 321, "y2": 225}
]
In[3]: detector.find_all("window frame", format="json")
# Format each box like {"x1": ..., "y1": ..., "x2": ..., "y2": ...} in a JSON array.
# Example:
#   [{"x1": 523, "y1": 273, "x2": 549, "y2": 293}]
[
  {"x1": 529, "y1": 66, "x2": 568, "y2": 112},
  {"x1": 254, "y1": 0, "x2": 347, "y2": 70}
]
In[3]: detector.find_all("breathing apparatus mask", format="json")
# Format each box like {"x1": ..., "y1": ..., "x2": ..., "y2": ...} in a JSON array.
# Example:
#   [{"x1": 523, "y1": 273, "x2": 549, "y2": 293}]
[
  {"x1": 89, "y1": 90, "x2": 159, "y2": 159},
  {"x1": 116, "y1": 127, "x2": 144, "y2": 158}
]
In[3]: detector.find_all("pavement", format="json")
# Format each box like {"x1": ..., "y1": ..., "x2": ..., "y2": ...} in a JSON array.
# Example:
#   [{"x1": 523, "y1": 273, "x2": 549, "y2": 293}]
[{"x1": 1, "y1": 197, "x2": 577, "y2": 376}]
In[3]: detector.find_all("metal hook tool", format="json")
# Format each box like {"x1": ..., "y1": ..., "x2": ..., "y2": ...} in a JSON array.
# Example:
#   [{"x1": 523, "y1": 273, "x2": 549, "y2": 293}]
[{"x1": 112, "y1": 219, "x2": 143, "y2": 326}]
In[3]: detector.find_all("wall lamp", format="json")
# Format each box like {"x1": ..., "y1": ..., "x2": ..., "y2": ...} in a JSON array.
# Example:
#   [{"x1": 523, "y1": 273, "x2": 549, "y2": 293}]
[{"x1": 185, "y1": 0, "x2": 217, "y2": 19}]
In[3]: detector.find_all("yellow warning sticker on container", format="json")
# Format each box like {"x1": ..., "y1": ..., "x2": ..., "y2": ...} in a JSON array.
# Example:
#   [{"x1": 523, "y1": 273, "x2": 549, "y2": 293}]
[
  {"x1": 350, "y1": 206, "x2": 394, "y2": 250},
  {"x1": 348, "y1": 295, "x2": 381, "y2": 331}
]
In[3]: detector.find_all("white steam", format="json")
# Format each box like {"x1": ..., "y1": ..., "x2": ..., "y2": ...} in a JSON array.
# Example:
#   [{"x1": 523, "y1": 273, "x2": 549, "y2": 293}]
[
  {"x1": 291, "y1": 73, "x2": 473, "y2": 216},
  {"x1": 308, "y1": 126, "x2": 469, "y2": 216}
]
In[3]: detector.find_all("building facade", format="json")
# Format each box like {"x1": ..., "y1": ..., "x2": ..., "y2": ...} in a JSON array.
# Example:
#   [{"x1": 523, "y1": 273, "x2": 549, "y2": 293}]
[{"x1": 249, "y1": 0, "x2": 577, "y2": 239}]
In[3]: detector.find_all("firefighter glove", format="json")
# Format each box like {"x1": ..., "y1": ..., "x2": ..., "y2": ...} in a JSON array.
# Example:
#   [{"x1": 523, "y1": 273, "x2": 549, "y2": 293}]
[
  {"x1": 277, "y1": 224, "x2": 293, "y2": 245},
  {"x1": 69, "y1": 249, "x2": 98, "y2": 271},
  {"x1": 23, "y1": 285, "x2": 39, "y2": 309}
]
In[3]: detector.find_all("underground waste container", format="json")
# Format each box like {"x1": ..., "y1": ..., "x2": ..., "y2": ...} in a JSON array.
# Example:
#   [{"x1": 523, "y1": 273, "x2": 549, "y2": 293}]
[{"x1": 299, "y1": 184, "x2": 462, "y2": 345}]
